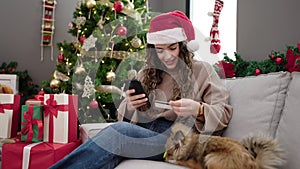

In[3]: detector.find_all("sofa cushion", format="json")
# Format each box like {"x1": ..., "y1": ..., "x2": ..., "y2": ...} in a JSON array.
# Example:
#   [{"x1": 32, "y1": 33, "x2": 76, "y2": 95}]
[
  {"x1": 276, "y1": 72, "x2": 300, "y2": 169},
  {"x1": 223, "y1": 72, "x2": 291, "y2": 140},
  {"x1": 115, "y1": 159, "x2": 188, "y2": 169},
  {"x1": 80, "y1": 123, "x2": 113, "y2": 143}
]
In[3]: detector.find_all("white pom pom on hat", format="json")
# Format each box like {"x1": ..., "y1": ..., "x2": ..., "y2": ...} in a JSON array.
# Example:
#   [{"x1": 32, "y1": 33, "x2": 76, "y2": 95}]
[{"x1": 146, "y1": 10, "x2": 200, "y2": 52}]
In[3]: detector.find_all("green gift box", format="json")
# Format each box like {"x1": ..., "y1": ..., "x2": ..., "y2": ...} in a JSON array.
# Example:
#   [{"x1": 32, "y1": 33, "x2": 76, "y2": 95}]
[{"x1": 21, "y1": 105, "x2": 43, "y2": 142}]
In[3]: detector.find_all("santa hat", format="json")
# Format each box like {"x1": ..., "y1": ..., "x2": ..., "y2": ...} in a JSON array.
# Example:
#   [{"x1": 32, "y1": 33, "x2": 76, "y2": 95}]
[{"x1": 146, "y1": 10, "x2": 199, "y2": 52}]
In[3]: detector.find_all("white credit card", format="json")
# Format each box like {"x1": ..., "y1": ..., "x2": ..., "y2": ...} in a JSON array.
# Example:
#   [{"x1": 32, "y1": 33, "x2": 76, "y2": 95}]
[{"x1": 155, "y1": 100, "x2": 172, "y2": 109}]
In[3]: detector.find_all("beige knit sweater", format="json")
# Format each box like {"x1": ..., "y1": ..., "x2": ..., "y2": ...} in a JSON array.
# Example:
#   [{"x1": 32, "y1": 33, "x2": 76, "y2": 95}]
[{"x1": 118, "y1": 60, "x2": 232, "y2": 133}]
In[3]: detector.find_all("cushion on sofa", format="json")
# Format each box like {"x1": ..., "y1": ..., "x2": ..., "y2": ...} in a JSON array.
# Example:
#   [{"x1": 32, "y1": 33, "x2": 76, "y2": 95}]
[
  {"x1": 223, "y1": 72, "x2": 291, "y2": 140},
  {"x1": 276, "y1": 72, "x2": 300, "y2": 169},
  {"x1": 80, "y1": 123, "x2": 113, "y2": 143}
]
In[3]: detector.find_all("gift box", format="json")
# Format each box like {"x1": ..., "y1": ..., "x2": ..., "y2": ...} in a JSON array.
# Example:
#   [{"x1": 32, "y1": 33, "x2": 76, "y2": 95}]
[
  {"x1": 0, "y1": 74, "x2": 19, "y2": 94},
  {"x1": 0, "y1": 94, "x2": 20, "y2": 138},
  {"x1": 21, "y1": 105, "x2": 43, "y2": 143},
  {"x1": 43, "y1": 94, "x2": 78, "y2": 144},
  {"x1": 2, "y1": 140, "x2": 81, "y2": 169}
]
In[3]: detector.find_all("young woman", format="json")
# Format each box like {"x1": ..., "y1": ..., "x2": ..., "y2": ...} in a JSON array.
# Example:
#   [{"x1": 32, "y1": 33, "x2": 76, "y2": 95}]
[{"x1": 49, "y1": 10, "x2": 232, "y2": 169}]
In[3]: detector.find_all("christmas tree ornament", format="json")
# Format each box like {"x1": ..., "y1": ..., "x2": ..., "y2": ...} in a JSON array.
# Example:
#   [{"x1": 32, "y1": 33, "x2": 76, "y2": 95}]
[
  {"x1": 127, "y1": 69, "x2": 137, "y2": 79},
  {"x1": 125, "y1": 0, "x2": 134, "y2": 10},
  {"x1": 75, "y1": 16, "x2": 86, "y2": 29},
  {"x1": 113, "y1": 0, "x2": 124, "y2": 12},
  {"x1": 82, "y1": 75, "x2": 95, "y2": 98},
  {"x1": 208, "y1": 0, "x2": 224, "y2": 54},
  {"x1": 130, "y1": 36, "x2": 142, "y2": 48},
  {"x1": 95, "y1": 85, "x2": 123, "y2": 96},
  {"x1": 86, "y1": 0, "x2": 96, "y2": 9},
  {"x1": 89, "y1": 99, "x2": 99, "y2": 109},
  {"x1": 54, "y1": 70, "x2": 70, "y2": 81},
  {"x1": 254, "y1": 68, "x2": 261, "y2": 76},
  {"x1": 58, "y1": 54, "x2": 65, "y2": 63},
  {"x1": 80, "y1": 35, "x2": 87, "y2": 44},
  {"x1": 106, "y1": 70, "x2": 116, "y2": 82},
  {"x1": 97, "y1": 16, "x2": 105, "y2": 29},
  {"x1": 275, "y1": 57, "x2": 283, "y2": 64},
  {"x1": 116, "y1": 26, "x2": 128, "y2": 36},
  {"x1": 74, "y1": 65, "x2": 86, "y2": 75},
  {"x1": 82, "y1": 35, "x2": 97, "y2": 51},
  {"x1": 50, "y1": 79, "x2": 61, "y2": 88},
  {"x1": 74, "y1": 83, "x2": 84, "y2": 90}
]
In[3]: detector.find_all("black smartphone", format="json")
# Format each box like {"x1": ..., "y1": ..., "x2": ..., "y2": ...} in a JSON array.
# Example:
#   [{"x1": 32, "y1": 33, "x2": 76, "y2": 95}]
[{"x1": 124, "y1": 79, "x2": 151, "y2": 110}]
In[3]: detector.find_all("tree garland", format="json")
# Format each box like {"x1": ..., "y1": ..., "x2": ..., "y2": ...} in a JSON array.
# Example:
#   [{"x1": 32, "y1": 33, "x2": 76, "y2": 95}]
[
  {"x1": 214, "y1": 43, "x2": 300, "y2": 78},
  {"x1": 0, "y1": 61, "x2": 39, "y2": 104}
]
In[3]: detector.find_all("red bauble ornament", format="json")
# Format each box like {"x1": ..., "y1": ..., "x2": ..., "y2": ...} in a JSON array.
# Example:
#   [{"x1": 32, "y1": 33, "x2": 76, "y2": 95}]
[
  {"x1": 80, "y1": 36, "x2": 86, "y2": 44},
  {"x1": 8, "y1": 67, "x2": 15, "y2": 72},
  {"x1": 29, "y1": 81, "x2": 34, "y2": 86},
  {"x1": 1, "y1": 69, "x2": 6, "y2": 73},
  {"x1": 89, "y1": 100, "x2": 99, "y2": 109},
  {"x1": 254, "y1": 68, "x2": 261, "y2": 76},
  {"x1": 116, "y1": 26, "x2": 127, "y2": 36},
  {"x1": 275, "y1": 57, "x2": 283, "y2": 64},
  {"x1": 113, "y1": 0, "x2": 124, "y2": 12},
  {"x1": 58, "y1": 54, "x2": 65, "y2": 63}
]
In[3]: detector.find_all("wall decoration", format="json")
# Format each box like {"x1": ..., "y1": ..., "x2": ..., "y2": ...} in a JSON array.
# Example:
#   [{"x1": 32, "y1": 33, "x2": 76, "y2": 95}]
[{"x1": 41, "y1": 0, "x2": 57, "y2": 61}]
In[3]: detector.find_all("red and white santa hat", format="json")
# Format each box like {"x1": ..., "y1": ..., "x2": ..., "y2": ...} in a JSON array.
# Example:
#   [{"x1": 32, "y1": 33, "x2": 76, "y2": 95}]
[{"x1": 147, "y1": 10, "x2": 199, "y2": 52}]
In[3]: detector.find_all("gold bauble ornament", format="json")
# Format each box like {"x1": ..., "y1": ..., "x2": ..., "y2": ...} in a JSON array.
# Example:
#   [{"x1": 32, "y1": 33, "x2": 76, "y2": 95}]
[
  {"x1": 86, "y1": 0, "x2": 96, "y2": 9},
  {"x1": 106, "y1": 70, "x2": 116, "y2": 82},
  {"x1": 127, "y1": 69, "x2": 137, "y2": 79},
  {"x1": 50, "y1": 79, "x2": 61, "y2": 89},
  {"x1": 130, "y1": 36, "x2": 142, "y2": 48}
]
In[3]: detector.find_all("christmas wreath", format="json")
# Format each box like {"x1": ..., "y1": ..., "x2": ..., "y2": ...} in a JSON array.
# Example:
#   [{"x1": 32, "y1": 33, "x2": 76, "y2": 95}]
[
  {"x1": 0, "y1": 61, "x2": 39, "y2": 104},
  {"x1": 214, "y1": 43, "x2": 300, "y2": 78}
]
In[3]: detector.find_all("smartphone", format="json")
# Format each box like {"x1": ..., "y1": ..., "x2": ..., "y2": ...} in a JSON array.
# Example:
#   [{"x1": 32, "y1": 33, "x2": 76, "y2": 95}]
[{"x1": 124, "y1": 79, "x2": 151, "y2": 110}]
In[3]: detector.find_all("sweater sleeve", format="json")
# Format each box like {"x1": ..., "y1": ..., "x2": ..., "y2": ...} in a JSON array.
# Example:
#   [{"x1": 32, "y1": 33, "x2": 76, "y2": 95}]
[{"x1": 193, "y1": 61, "x2": 233, "y2": 134}]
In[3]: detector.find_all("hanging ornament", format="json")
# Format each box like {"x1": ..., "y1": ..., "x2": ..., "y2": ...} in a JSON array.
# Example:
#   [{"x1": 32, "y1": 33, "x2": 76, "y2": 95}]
[
  {"x1": 82, "y1": 35, "x2": 97, "y2": 51},
  {"x1": 125, "y1": 0, "x2": 134, "y2": 10},
  {"x1": 58, "y1": 54, "x2": 65, "y2": 63},
  {"x1": 128, "y1": 69, "x2": 137, "y2": 79},
  {"x1": 275, "y1": 57, "x2": 283, "y2": 64},
  {"x1": 80, "y1": 35, "x2": 87, "y2": 44},
  {"x1": 74, "y1": 63, "x2": 86, "y2": 75},
  {"x1": 97, "y1": 16, "x2": 105, "y2": 29},
  {"x1": 82, "y1": 75, "x2": 95, "y2": 98},
  {"x1": 106, "y1": 70, "x2": 116, "y2": 82},
  {"x1": 50, "y1": 79, "x2": 61, "y2": 88},
  {"x1": 130, "y1": 36, "x2": 142, "y2": 48},
  {"x1": 113, "y1": 0, "x2": 124, "y2": 12},
  {"x1": 89, "y1": 99, "x2": 99, "y2": 109},
  {"x1": 74, "y1": 83, "x2": 84, "y2": 90},
  {"x1": 254, "y1": 68, "x2": 261, "y2": 76},
  {"x1": 116, "y1": 26, "x2": 128, "y2": 36},
  {"x1": 86, "y1": 0, "x2": 96, "y2": 9}
]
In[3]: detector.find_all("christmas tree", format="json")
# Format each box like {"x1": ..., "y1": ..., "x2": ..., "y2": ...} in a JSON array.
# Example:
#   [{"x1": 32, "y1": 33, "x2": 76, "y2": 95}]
[{"x1": 42, "y1": 0, "x2": 152, "y2": 124}]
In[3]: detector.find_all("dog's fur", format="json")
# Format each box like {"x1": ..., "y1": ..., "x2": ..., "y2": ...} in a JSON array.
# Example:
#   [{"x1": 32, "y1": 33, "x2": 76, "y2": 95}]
[{"x1": 165, "y1": 123, "x2": 286, "y2": 169}]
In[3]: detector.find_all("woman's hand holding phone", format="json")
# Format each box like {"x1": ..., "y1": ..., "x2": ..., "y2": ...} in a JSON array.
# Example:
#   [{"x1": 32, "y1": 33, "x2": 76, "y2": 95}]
[{"x1": 125, "y1": 89, "x2": 149, "y2": 112}]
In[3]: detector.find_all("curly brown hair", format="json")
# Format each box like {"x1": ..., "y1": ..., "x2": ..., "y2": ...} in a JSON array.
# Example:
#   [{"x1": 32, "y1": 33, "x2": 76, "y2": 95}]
[{"x1": 139, "y1": 41, "x2": 195, "y2": 100}]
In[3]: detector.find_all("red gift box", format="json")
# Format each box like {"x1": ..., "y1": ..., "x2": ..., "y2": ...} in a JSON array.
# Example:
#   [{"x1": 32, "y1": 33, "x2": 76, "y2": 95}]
[
  {"x1": 2, "y1": 140, "x2": 81, "y2": 169},
  {"x1": 43, "y1": 94, "x2": 78, "y2": 144},
  {"x1": 0, "y1": 94, "x2": 20, "y2": 138}
]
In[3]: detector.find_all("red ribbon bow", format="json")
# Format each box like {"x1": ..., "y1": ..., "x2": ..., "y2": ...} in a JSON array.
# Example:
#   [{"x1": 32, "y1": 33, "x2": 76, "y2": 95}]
[
  {"x1": 43, "y1": 94, "x2": 69, "y2": 143},
  {"x1": 21, "y1": 105, "x2": 43, "y2": 142},
  {"x1": 44, "y1": 94, "x2": 69, "y2": 117}
]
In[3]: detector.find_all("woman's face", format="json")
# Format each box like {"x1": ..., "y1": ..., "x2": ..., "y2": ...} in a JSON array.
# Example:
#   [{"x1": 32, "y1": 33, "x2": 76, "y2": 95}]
[{"x1": 154, "y1": 43, "x2": 180, "y2": 70}]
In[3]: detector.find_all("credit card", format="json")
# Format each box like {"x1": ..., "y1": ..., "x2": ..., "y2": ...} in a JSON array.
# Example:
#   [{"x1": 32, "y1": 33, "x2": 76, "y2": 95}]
[{"x1": 155, "y1": 100, "x2": 172, "y2": 109}]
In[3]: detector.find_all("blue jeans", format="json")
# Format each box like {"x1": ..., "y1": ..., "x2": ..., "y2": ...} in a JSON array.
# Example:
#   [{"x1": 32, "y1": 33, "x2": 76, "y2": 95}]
[{"x1": 49, "y1": 118, "x2": 173, "y2": 169}]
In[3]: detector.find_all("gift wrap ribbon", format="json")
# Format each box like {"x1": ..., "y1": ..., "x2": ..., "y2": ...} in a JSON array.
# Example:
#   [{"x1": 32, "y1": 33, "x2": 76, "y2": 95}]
[
  {"x1": 22, "y1": 142, "x2": 43, "y2": 169},
  {"x1": 21, "y1": 105, "x2": 43, "y2": 142},
  {"x1": 44, "y1": 94, "x2": 69, "y2": 143}
]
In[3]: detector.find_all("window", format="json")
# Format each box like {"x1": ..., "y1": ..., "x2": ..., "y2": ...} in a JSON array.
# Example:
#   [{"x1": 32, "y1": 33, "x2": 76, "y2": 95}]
[{"x1": 189, "y1": 0, "x2": 237, "y2": 63}]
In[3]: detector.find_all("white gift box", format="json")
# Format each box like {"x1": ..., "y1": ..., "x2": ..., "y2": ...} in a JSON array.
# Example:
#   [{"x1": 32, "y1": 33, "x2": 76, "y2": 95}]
[
  {"x1": 43, "y1": 94, "x2": 78, "y2": 144},
  {"x1": 0, "y1": 74, "x2": 19, "y2": 94},
  {"x1": 0, "y1": 95, "x2": 15, "y2": 138}
]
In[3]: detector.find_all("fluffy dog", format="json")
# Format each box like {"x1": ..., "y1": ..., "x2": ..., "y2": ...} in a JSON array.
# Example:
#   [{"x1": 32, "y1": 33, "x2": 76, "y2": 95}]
[{"x1": 164, "y1": 123, "x2": 285, "y2": 169}]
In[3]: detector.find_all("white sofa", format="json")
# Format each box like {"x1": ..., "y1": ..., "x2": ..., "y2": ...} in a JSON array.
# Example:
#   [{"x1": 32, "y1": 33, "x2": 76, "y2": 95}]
[{"x1": 80, "y1": 71, "x2": 300, "y2": 169}]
